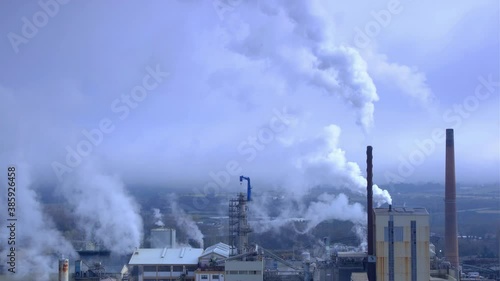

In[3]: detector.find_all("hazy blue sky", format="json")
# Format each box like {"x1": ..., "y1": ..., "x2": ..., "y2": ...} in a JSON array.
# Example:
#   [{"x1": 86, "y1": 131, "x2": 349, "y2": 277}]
[{"x1": 1, "y1": 0, "x2": 498, "y2": 190}]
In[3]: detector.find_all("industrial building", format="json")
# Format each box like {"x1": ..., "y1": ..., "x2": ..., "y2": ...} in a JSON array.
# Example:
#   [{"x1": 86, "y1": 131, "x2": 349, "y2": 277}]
[
  {"x1": 373, "y1": 206, "x2": 430, "y2": 281},
  {"x1": 72, "y1": 241, "x2": 131, "y2": 281},
  {"x1": 195, "y1": 242, "x2": 230, "y2": 281},
  {"x1": 75, "y1": 259, "x2": 129, "y2": 280},
  {"x1": 128, "y1": 247, "x2": 203, "y2": 281},
  {"x1": 195, "y1": 269, "x2": 225, "y2": 281},
  {"x1": 57, "y1": 129, "x2": 496, "y2": 281},
  {"x1": 330, "y1": 251, "x2": 367, "y2": 281},
  {"x1": 225, "y1": 260, "x2": 264, "y2": 281},
  {"x1": 199, "y1": 243, "x2": 231, "y2": 267}
]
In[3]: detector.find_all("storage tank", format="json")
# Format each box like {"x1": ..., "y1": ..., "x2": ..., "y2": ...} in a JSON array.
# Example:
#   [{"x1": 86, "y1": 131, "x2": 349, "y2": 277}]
[{"x1": 59, "y1": 258, "x2": 69, "y2": 281}]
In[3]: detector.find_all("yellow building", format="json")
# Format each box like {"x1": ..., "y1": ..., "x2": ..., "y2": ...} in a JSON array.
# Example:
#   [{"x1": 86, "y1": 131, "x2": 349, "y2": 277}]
[{"x1": 374, "y1": 206, "x2": 430, "y2": 281}]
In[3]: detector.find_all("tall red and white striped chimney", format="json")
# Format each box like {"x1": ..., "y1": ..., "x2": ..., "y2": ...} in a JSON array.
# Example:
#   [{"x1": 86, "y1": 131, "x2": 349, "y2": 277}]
[{"x1": 445, "y1": 128, "x2": 459, "y2": 268}]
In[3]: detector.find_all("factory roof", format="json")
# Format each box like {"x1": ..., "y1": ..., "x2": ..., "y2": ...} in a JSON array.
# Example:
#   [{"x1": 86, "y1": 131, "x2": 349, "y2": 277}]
[
  {"x1": 351, "y1": 272, "x2": 369, "y2": 281},
  {"x1": 128, "y1": 247, "x2": 203, "y2": 265},
  {"x1": 336, "y1": 251, "x2": 367, "y2": 258},
  {"x1": 201, "y1": 243, "x2": 230, "y2": 258},
  {"x1": 374, "y1": 206, "x2": 428, "y2": 216},
  {"x1": 151, "y1": 228, "x2": 176, "y2": 232}
]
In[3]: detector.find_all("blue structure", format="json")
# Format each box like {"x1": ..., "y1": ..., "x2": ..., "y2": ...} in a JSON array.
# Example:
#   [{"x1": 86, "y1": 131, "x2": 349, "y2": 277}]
[{"x1": 239, "y1": 175, "x2": 251, "y2": 201}]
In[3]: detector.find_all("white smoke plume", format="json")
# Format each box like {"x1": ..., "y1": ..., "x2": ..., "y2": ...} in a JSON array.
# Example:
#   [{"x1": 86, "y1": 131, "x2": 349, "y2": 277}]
[
  {"x1": 167, "y1": 194, "x2": 204, "y2": 248},
  {"x1": 152, "y1": 208, "x2": 165, "y2": 227},
  {"x1": 295, "y1": 124, "x2": 392, "y2": 205},
  {"x1": 247, "y1": 124, "x2": 391, "y2": 244},
  {"x1": 250, "y1": 192, "x2": 365, "y2": 235},
  {"x1": 0, "y1": 164, "x2": 76, "y2": 280},
  {"x1": 247, "y1": 126, "x2": 391, "y2": 243},
  {"x1": 0, "y1": 2, "x2": 394, "y2": 273},
  {"x1": 216, "y1": 0, "x2": 389, "y2": 239},
  {"x1": 301, "y1": 193, "x2": 365, "y2": 232},
  {"x1": 352, "y1": 224, "x2": 367, "y2": 252},
  {"x1": 221, "y1": 0, "x2": 378, "y2": 131},
  {"x1": 248, "y1": 193, "x2": 298, "y2": 233},
  {"x1": 59, "y1": 163, "x2": 143, "y2": 255}
]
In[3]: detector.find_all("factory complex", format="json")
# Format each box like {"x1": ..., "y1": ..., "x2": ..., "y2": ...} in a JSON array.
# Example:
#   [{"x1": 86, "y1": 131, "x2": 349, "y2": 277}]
[{"x1": 51, "y1": 129, "x2": 497, "y2": 281}]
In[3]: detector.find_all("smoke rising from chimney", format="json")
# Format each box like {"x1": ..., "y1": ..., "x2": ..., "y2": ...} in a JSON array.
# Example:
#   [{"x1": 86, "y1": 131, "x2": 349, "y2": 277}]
[
  {"x1": 295, "y1": 125, "x2": 391, "y2": 205},
  {"x1": 153, "y1": 208, "x2": 165, "y2": 227},
  {"x1": 59, "y1": 163, "x2": 143, "y2": 255},
  {"x1": 167, "y1": 194, "x2": 204, "y2": 248},
  {"x1": 247, "y1": 125, "x2": 391, "y2": 243}
]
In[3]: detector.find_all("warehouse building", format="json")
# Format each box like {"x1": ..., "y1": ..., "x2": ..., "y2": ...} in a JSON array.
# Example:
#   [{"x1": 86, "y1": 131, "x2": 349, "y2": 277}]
[
  {"x1": 198, "y1": 243, "x2": 230, "y2": 267},
  {"x1": 128, "y1": 247, "x2": 203, "y2": 281},
  {"x1": 195, "y1": 243, "x2": 230, "y2": 281}
]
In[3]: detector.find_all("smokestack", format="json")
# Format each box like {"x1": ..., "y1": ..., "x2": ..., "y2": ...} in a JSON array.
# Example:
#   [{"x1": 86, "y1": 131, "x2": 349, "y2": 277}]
[
  {"x1": 445, "y1": 129, "x2": 459, "y2": 268},
  {"x1": 59, "y1": 258, "x2": 69, "y2": 281},
  {"x1": 366, "y1": 146, "x2": 375, "y2": 281}
]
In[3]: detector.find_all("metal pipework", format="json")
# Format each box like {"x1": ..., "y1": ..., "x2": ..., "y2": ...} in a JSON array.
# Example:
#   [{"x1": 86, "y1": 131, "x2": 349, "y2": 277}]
[{"x1": 239, "y1": 175, "x2": 252, "y2": 202}]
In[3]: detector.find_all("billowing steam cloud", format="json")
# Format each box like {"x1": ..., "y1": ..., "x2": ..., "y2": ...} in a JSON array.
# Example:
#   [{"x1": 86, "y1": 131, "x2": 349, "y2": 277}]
[
  {"x1": 167, "y1": 194, "x2": 204, "y2": 248},
  {"x1": 250, "y1": 193, "x2": 365, "y2": 234},
  {"x1": 248, "y1": 124, "x2": 391, "y2": 242},
  {"x1": 301, "y1": 193, "x2": 365, "y2": 232},
  {"x1": 153, "y1": 208, "x2": 165, "y2": 227},
  {"x1": 59, "y1": 163, "x2": 143, "y2": 255},
  {"x1": 215, "y1": 1, "x2": 390, "y2": 242},
  {"x1": 0, "y1": 1, "x2": 397, "y2": 273},
  {"x1": 0, "y1": 164, "x2": 76, "y2": 280},
  {"x1": 296, "y1": 124, "x2": 392, "y2": 205},
  {"x1": 221, "y1": 1, "x2": 378, "y2": 131}
]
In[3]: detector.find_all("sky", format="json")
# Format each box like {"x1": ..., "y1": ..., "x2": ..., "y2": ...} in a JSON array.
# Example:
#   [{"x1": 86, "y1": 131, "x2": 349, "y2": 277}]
[
  {"x1": 0, "y1": 0, "x2": 498, "y2": 190},
  {"x1": 0, "y1": 1, "x2": 498, "y2": 277}
]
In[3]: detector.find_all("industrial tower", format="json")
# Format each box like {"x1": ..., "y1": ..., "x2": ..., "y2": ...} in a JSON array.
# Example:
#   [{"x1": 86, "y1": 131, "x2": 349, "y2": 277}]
[{"x1": 229, "y1": 176, "x2": 253, "y2": 256}]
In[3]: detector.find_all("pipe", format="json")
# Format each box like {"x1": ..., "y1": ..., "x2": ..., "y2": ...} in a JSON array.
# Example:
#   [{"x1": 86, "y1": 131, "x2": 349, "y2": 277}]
[
  {"x1": 366, "y1": 146, "x2": 375, "y2": 281},
  {"x1": 445, "y1": 129, "x2": 459, "y2": 268},
  {"x1": 240, "y1": 176, "x2": 251, "y2": 202}
]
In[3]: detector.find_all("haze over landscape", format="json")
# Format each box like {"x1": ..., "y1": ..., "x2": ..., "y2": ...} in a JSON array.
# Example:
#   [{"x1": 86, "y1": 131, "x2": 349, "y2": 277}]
[
  {"x1": 0, "y1": 0, "x2": 498, "y2": 186},
  {"x1": 0, "y1": 0, "x2": 498, "y2": 279}
]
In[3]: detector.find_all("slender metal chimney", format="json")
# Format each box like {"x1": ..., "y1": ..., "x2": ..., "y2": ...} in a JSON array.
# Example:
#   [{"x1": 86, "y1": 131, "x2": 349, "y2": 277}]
[
  {"x1": 445, "y1": 129, "x2": 459, "y2": 268},
  {"x1": 366, "y1": 146, "x2": 376, "y2": 281}
]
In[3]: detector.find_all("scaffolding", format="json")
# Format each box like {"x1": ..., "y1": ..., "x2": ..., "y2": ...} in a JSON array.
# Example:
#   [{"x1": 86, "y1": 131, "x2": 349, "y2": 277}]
[{"x1": 229, "y1": 193, "x2": 252, "y2": 256}]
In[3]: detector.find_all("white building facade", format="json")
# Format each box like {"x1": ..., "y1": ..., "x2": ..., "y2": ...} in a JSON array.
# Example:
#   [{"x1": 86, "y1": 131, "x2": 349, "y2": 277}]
[{"x1": 128, "y1": 247, "x2": 203, "y2": 281}]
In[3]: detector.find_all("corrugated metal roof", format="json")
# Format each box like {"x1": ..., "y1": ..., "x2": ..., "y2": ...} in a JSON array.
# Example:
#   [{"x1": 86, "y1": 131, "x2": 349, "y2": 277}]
[
  {"x1": 336, "y1": 251, "x2": 367, "y2": 258},
  {"x1": 128, "y1": 247, "x2": 203, "y2": 265},
  {"x1": 200, "y1": 243, "x2": 230, "y2": 258}
]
